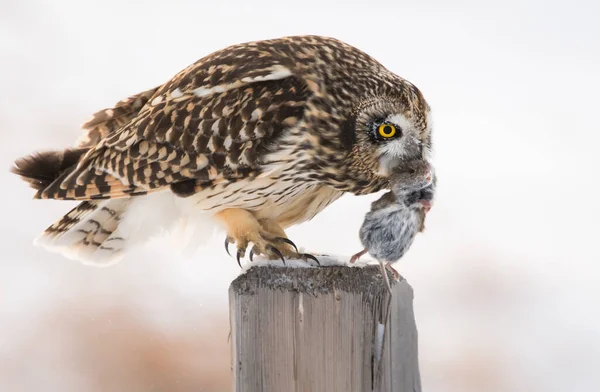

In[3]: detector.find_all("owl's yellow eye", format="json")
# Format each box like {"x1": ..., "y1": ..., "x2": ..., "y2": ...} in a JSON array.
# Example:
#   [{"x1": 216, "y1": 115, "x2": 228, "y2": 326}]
[{"x1": 377, "y1": 124, "x2": 397, "y2": 138}]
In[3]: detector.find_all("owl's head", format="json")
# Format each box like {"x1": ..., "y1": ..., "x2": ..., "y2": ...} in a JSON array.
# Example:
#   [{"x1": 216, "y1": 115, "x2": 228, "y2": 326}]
[{"x1": 344, "y1": 84, "x2": 432, "y2": 180}]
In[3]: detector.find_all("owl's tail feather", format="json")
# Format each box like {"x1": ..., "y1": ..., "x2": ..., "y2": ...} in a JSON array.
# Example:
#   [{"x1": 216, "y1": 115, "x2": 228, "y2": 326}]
[
  {"x1": 35, "y1": 199, "x2": 132, "y2": 266},
  {"x1": 11, "y1": 148, "x2": 89, "y2": 196},
  {"x1": 34, "y1": 191, "x2": 198, "y2": 265}
]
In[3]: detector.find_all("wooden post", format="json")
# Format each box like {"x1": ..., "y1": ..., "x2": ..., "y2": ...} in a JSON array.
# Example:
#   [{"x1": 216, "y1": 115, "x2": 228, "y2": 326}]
[{"x1": 229, "y1": 264, "x2": 421, "y2": 392}]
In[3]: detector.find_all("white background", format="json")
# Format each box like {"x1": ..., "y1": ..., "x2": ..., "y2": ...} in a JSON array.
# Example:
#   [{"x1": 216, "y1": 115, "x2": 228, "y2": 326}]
[{"x1": 1, "y1": 0, "x2": 599, "y2": 391}]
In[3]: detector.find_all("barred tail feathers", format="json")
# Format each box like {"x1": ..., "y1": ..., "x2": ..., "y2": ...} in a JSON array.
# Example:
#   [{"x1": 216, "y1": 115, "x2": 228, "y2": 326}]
[
  {"x1": 35, "y1": 199, "x2": 132, "y2": 266},
  {"x1": 12, "y1": 147, "x2": 150, "y2": 201},
  {"x1": 34, "y1": 192, "x2": 207, "y2": 265}
]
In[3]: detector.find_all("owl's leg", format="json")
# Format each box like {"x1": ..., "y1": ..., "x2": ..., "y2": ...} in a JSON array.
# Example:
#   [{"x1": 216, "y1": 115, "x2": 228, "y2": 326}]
[
  {"x1": 256, "y1": 218, "x2": 290, "y2": 242},
  {"x1": 217, "y1": 209, "x2": 261, "y2": 266},
  {"x1": 216, "y1": 208, "x2": 298, "y2": 266},
  {"x1": 255, "y1": 218, "x2": 320, "y2": 265}
]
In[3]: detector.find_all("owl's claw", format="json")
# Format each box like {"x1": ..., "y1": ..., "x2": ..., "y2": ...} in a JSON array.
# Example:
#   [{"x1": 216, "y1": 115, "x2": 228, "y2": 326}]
[
  {"x1": 299, "y1": 253, "x2": 320, "y2": 266},
  {"x1": 247, "y1": 244, "x2": 317, "y2": 266},
  {"x1": 267, "y1": 245, "x2": 286, "y2": 265},
  {"x1": 225, "y1": 237, "x2": 232, "y2": 257},
  {"x1": 223, "y1": 234, "x2": 290, "y2": 266},
  {"x1": 236, "y1": 248, "x2": 244, "y2": 268},
  {"x1": 276, "y1": 237, "x2": 298, "y2": 254},
  {"x1": 220, "y1": 218, "x2": 306, "y2": 266}
]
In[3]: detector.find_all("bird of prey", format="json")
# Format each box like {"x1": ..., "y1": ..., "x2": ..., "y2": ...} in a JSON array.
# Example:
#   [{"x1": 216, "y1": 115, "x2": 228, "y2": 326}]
[{"x1": 12, "y1": 35, "x2": 433, "y2": 266}]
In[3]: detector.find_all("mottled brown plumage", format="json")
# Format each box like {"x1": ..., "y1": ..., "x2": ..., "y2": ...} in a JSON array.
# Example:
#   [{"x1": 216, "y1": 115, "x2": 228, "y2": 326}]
[
  {"x1": 12, "y1": 35, "x2": 433, "y2": 265},
  {"x1": 77, "y1": 87, "x2": 160, "y2": 147}
]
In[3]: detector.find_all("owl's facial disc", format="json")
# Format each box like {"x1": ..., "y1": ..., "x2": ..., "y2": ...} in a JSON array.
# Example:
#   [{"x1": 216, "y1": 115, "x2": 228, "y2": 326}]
[
  {"x1": 352, "y1": 97, "x2": 430, "y2": 180},
  {"x1": 368, "y1": 113, "x2": 422, "y2": 177}
]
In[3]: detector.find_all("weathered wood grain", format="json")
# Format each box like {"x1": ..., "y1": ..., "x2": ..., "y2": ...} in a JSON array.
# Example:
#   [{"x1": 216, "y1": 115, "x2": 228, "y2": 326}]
[{"x1": 229, "y1": 265, "x2": 421, "y2": 392}]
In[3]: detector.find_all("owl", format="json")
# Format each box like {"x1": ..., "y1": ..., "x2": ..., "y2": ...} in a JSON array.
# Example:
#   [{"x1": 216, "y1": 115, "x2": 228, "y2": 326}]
[
  {"x1": 11, "y1": 35, "x2": 433, "y2": 266},
  {"x1": 350, "y1": 160, "x2": 435, "y2": 291}
]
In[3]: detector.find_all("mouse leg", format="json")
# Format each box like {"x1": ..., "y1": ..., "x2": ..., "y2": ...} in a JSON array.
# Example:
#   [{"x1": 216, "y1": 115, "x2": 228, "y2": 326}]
[{"x1": 350, "y1": 248, "x2": 367, "y2": 263}]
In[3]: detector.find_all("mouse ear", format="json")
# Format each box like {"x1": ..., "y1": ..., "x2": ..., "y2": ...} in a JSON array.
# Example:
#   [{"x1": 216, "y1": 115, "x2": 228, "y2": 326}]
[{"x1": 370, "y1": 191, "x2": 397, "y2": 210}]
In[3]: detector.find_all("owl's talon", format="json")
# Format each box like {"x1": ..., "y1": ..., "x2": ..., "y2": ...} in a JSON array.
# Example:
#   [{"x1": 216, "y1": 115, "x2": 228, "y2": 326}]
[
  {"x1": 267, "y1": 245, "x2": 286, "y2": 265},
  {"x1": 236, "y1": 248, "x2": 245, "y2": 268},
  {"x1": 300, "y1": 253, "x2": 320, "y2": 266},
  {"x1": 276, "y1": 237, "x2": 299, "y2": 253},
  {"x1": 218, "y1": 212, "x2": 301, "y2": 265},
  {"x1": 225, "y1": 237, "x2": 232, "y2": 257}
]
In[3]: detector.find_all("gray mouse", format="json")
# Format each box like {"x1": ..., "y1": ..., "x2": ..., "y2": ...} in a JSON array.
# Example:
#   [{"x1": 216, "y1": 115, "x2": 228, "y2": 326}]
[{"x1": 351, "y1": 160, "x2": 435, "y2": 291}]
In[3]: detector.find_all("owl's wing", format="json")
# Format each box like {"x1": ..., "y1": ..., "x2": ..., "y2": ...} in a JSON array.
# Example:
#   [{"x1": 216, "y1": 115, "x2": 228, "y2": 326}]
[
  {"x1": 37, "y1": 60, "x2": 315, "y2": 200},
  {"x1": 76, "y1": 86, "x2": 160, "y2": 148}
]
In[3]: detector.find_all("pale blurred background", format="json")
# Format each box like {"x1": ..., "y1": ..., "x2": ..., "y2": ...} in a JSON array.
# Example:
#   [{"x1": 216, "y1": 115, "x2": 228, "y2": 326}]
[{"x1": 1, "y1": 0, "x2": 599, "y2": 391}]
